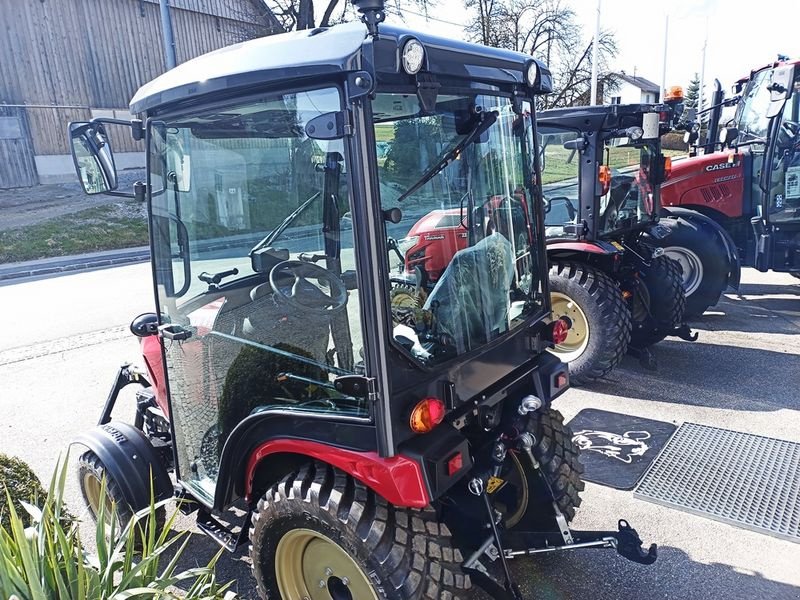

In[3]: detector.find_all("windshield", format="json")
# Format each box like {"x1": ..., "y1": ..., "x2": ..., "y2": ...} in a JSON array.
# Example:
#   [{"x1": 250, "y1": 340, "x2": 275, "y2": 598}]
[
  {"x1": 599, "y1": 138, "x2": 660, "y2": 235},
  {"x1": 540, "y1": 126, "x2": 581, "y2": 238},
  {"x1": 736, "y1": 68, "x2": 773, "y2": 141},
  {"x1": 148, "y1": 87, "x2": 367, "y2": 500},
  {"x1": 375, "y1": 93, "x2": 545, "y2": 366}
]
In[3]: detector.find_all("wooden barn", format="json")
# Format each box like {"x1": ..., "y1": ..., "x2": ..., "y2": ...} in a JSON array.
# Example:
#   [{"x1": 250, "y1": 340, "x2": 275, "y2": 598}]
[{"x1": 0, "y1": 0, "x2": 278, "y2": 188}]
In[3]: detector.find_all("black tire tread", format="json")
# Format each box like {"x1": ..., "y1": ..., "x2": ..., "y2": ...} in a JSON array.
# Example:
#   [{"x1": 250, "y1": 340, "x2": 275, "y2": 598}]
[
  {"x1": 529, "y1": 408, "x2": 585, "y2": 521},
  {"x1": 249, "y1": 461, "x2": 470, "y2": 599},
  {"x1": 630, "y1": 254, "x2": 686, "y2": 347},
  {"x1": 549, "y1": 262, "x2": 632, "y2": 385}
]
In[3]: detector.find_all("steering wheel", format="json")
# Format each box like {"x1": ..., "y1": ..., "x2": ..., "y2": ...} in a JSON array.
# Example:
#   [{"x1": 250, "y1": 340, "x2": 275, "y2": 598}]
[{"x1": 269, "y1": 260, "x2": 347, "y2": 314}]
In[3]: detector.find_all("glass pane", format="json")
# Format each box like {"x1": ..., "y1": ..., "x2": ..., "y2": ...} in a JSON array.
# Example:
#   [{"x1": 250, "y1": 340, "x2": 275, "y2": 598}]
[
  {"x1": 148, "y1": 88, "x2": 367, "y2": 498},
  {"x1": 540, "y1": 127, "x2": 581, "y2": 237},
  {"x1": 767, "y1": 76, "x2": 800, "y2": 222},
  {"x1": 376, "y1": 93, "x2": 545, "y2": 366},
  {"x1": 599, "y1": 140, "x2": 659, "y2": 234}
]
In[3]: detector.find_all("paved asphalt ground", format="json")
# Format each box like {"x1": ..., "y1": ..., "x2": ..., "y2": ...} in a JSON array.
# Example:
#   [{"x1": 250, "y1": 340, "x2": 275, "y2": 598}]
[{"x1": 1, "y1": 264, "x2": 798, "y2": 599}]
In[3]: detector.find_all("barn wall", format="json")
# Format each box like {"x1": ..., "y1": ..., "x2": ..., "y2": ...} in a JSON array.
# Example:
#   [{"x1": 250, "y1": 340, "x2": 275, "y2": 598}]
[{"x1": 0, "y1": 0, "x2": 270, "y2": 186}]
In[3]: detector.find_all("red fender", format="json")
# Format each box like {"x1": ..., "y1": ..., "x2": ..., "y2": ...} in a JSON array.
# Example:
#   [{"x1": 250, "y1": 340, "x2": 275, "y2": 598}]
[
  {"x1": 244, "y1": 439, "x2": 430, "y2": 508},
  {"x1": 547, "y1": 240, "x2": 621, "y2": 254}
]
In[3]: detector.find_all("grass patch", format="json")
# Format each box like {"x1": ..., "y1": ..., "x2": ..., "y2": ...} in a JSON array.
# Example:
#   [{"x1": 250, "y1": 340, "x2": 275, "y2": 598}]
[{"x1": 0, "y1": 202, "x2": 148, "y2": 263}]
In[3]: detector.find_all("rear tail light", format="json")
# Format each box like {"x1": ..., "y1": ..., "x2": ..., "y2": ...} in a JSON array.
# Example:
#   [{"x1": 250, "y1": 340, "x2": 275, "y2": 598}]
[
  {"x1": 409, "y1": 397, "x2": 446, "y2": 433},
  {"x1": 599, "y1": 165, "x2": 612, "y2": 196},
  {"x1": 447, "y1": 452, "x2": 463, "y2": 476},
  {"x1": 663, "y1": 156, "x2": 672, "y2": 180},
  {"x1": 547, "y1": 317, "x2": 572, "y2": 345}
]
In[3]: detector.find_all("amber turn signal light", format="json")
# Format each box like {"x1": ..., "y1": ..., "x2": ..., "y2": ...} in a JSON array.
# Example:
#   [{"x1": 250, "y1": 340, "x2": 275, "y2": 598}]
[
  {"x1": 410, "y1": 397, "x2": 446, "y2": 433},
  {"x1": 598, "y1": 164, "x2": 612, "y2": 196},
  {"x1": 665, "y1": 85, "x2": 684, "y2": 101}
]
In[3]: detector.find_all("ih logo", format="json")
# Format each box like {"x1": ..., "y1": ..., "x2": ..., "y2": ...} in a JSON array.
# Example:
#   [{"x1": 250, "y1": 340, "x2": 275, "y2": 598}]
[{"x1": 572, "y1": 430, "x2": 651, "y2": 463}]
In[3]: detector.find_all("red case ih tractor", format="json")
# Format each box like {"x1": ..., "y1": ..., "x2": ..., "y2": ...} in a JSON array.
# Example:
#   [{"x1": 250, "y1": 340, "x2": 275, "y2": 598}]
[
  {"x1": 654, "y1": 60, "x2": 800, "y2": 315},
  {"x1": 65, "y1": 2, "x2": 656, "y2": 598}
]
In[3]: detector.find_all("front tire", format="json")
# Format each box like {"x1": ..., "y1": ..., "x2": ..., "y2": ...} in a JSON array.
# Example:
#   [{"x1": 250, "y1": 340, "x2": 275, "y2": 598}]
[
  {"x1": 629, "y1": 254, "x2": 685, "y2": 347},
  {"x1": 652, "y1": 216, "x2": 730, "y2": 316},
  {"x1": 250, "y1": 462, "x2": 470, "y2": 600},
  {"x1": 77, "y1": 450, "x2": 165, "y2": 534},
  {"x1": 549, "y1": 262, "x2": 632, "y2": 385}
]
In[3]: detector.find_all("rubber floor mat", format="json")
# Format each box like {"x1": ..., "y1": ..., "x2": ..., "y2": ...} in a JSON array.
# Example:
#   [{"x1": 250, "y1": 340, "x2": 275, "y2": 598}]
[
  {"x1": 634, "y1": 423, "x2": 800, "y2": 543},
  {"x1": 566, "y1": 409, "x2": 677, "y2": 490}
]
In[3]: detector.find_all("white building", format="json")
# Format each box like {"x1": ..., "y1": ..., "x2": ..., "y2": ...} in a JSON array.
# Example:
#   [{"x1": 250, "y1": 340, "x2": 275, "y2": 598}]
[{"x1": 605, "y1": 71, "x2": 661, "y2": 105}]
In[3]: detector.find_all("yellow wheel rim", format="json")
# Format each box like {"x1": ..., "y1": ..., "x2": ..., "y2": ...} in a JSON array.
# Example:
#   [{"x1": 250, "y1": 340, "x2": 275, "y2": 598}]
[
  {"x1": 82, "y1": 473, "x2": 116, "y2": 525},
  {"x1": 275, "y1": 529, "x2": 379, "y2": 600},
  {"x1": 549, "y1": 292, "x2": 590, "y2": 361}
]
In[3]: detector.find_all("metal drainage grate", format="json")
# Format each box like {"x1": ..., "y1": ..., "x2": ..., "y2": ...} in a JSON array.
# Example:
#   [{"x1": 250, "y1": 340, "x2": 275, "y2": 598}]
[{"x1": 634, "y1": 423, "x2": 800, "y2": 543}]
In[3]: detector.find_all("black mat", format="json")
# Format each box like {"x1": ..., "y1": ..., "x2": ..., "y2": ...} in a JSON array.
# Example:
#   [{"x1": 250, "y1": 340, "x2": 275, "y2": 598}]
[{"x1": 566, "y1": 409, "x2": 677, "y2": 490}]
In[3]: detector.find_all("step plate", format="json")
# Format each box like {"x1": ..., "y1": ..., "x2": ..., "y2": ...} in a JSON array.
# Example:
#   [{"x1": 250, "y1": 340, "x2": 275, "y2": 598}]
[{"x1": 634, "y1": 423, "x2": 800, "y2": 543}]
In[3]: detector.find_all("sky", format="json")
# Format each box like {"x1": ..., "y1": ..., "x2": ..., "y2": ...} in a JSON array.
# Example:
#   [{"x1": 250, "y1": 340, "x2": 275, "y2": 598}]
[{"x1": 392, "y1": 0, "x2": 799, "y2": 104}]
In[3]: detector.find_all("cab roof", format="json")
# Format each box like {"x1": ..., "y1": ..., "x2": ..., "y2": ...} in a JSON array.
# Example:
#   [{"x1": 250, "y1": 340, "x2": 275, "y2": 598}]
[
  {"x1": 538, "y1": 103, "x2": 664, "y2": 132},
  {"x1": 130, "y1": 21, "x2": 551, "y2": 114}
]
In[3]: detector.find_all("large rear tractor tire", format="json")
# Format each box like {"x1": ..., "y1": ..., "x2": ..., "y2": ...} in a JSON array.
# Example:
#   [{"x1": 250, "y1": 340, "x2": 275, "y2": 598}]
[
  {"x1": 77, "y1": 450, "x2": 166, "y2": 535},
  {"x1": 549, "y1": 262, "x2": 632, "y2": 385},
  {"x1": 651, "y1": 216, "x2": 730, "y2": 317},
  {"x1": 488, "y1": 408, "x2": 584, "y2": 528},
  {"x1": 250, "y1": 462, "x2": 470, "y2": 600},
  {"x1": 629, "y1": 254, "x2": 685, "y2": 348}
]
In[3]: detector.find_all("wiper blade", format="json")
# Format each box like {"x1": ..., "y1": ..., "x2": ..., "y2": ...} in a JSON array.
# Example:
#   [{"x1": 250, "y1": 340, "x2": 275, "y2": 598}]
[
  {"x1": 397, "y1": 110, "x2": 498, "y2": 203},
  {"x1": 250, "y1": 191, "x2": 321, "y2": 255}
]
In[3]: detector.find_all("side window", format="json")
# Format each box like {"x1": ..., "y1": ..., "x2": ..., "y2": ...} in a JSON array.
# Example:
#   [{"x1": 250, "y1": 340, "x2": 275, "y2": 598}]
[{"x1": 540, "y1": 127, "x2": 581, "y2": 237}]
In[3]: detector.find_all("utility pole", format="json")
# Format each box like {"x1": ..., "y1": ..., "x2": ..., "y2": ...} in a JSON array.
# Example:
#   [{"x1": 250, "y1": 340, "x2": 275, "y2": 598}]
[
  {"x1": 159, "y1": 0, "x2": 177, "y2": 70},
  {"x1": 661, "y1": 14, "x2": 669, "y2": 101},
  {"x1": 590, "y1": 0, "x2": 601, "y2": 105}
]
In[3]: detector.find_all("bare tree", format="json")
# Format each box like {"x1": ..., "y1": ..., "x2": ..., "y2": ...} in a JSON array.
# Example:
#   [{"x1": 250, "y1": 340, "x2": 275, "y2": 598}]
[{"x1": 464, "y1": 0, "x2": 619, "y2": 107}]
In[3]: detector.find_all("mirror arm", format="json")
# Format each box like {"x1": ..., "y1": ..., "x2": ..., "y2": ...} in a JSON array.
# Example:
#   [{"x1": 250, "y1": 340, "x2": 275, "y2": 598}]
[{"x1": 89, "y1": 117, "x2": 144, "y2": 141}]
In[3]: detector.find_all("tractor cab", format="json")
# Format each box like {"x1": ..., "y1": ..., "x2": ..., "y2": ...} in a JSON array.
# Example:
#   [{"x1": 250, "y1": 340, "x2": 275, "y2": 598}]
[
  {"x1": 538, "y1": 104, "x2": 672, "y2": 245},
  {"x1": 734, "y1": 62, "x2": 800, "y2": 272},
  {"x1": 67, "y1": 5, "x2": 656, "y2": 597}
]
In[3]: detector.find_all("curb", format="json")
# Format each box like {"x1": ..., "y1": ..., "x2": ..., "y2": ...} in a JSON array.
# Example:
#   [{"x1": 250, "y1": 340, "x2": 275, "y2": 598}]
[{"x1": 0, "y1": 247, "x2": 151, "y2": 283}]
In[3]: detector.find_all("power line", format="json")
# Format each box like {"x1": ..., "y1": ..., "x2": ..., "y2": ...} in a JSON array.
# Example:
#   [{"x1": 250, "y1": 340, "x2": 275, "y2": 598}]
[{"x1": 387, "y1": 7, "x2": 465, "y2": 28}]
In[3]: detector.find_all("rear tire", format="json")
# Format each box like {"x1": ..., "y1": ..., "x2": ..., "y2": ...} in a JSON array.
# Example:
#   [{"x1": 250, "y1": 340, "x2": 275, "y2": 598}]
[
  {"x1": 629, "y1": 254, "x2": 685, "y2": 347},
  {"x1": 549, "y1": 262, "x2": 632, "y2": 385},
  {"x1": 250, "y1": 461, "x2": 470, "y2": 600},
  {"x1": 652, "y1": 216, "x2": 730, "y2": 316}
]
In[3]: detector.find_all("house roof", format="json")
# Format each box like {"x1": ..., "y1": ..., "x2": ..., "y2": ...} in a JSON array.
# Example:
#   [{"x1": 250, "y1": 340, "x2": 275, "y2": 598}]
[{"x1": 614, "y1": 72, "x2": 660, "y2": 93}]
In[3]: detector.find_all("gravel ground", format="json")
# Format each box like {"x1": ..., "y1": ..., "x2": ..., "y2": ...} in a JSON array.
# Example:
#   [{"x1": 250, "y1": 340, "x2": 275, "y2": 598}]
[
  {"x1": 0, "y1": 267, "x2": 798, "y2": 599},
  {"x1": 0, "y1": 170, "x2": 145, "y2": 232}
]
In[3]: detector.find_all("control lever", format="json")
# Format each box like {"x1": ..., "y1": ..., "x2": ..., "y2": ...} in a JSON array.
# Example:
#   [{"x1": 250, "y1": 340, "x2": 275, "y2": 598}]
[{"x1": 198, "y1": 268, "x2": 239, "y2": 287}]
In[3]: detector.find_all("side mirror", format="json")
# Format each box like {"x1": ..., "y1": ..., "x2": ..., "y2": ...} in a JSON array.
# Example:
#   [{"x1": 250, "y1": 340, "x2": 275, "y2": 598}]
[
  {"x1": 767, "y1": 65, "x2": 795, "y2": 119},
  {"x1": 69, "y1": 121, "x2": 118, "y2": 194},
  {"x1": 719, "y1": 126, "x2": 739, "y2": 147}
]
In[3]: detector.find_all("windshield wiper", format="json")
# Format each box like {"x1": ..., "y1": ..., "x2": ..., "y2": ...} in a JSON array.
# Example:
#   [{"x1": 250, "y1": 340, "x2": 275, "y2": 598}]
[
  {"x1": 250, "y1": 191, "x2": 321, "y2": 255},
  {"x1": 397, "y1": 110, "x2": 498, "y2": 203}
]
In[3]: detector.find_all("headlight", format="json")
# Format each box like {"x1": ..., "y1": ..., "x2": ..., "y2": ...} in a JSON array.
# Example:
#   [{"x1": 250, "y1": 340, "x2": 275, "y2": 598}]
[
  {"x1": 402, "y1": 39, "x2": 425, "y2": 75},
  {"x1": 626, "y1": 126, "x2": 644, "y2": 141},
  {"x1": 397, "y1": 236, "x2": 420, "y2": 256},
  {"x1": 526, "y1": 61, "x2": 539, "y2": 87}
]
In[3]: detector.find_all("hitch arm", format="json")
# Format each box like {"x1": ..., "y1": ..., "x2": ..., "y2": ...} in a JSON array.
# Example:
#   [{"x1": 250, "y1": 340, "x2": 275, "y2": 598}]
[{"x1": 503, "y1": 520, "x2": 657, "y2": 565}]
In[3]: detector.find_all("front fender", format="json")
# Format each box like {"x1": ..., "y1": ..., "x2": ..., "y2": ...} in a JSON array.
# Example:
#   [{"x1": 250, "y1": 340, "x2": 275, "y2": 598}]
[
  {"x1": 73, "y1": 422, "x2": 173, "y2": 511},
  {"x1": 660, "y1": 207, "x2": 741, "y2": 290}
]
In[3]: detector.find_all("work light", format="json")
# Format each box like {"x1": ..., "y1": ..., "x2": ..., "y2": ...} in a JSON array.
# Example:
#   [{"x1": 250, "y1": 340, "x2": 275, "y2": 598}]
[{"x1": 402, "y1": 39, "x2": 425, "y2": 74}]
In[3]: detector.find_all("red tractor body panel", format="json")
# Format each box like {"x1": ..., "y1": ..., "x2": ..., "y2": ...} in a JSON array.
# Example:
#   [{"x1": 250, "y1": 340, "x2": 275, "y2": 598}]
[
  {"x1": 141, "y1": 335, "x2": 169, "y2": 417},
  {"x1": 661, "y1": 152, "x2": 746, "y2": 219},
  {"x1": 404, "y1": 209, "x2": 468, "y2": 282},
  {"x1": 244, "y1": 439, "x2": 431, "y2": 508}
]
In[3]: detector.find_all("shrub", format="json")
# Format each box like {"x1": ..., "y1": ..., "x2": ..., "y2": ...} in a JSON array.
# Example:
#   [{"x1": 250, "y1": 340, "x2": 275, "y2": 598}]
[
  {"x1": 0, "y1": 458, "x2": 234, "y2": 599},
  {"x1": 0, "y1": 454, "x2": 47, "y2": 528}
]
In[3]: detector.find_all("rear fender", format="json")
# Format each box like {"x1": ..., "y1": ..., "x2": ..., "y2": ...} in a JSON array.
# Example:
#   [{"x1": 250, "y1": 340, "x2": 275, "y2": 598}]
[
  {"x1": 73, "y1": 422, "x2": 173, "y2": 511},
  {"x1": 547, "y1": 240, "x2": 622, "y2": 256},
  {"x1": 243, "y1": 439, "x2": 431, "y2": 508},
  {"x1": 660, "y1": 207, "x2": 741, "y2": 289}
]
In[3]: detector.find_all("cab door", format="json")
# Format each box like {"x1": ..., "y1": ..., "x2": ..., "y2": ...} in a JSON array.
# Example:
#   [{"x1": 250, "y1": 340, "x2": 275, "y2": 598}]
[{"x1": 753, "y1": 65, "x2": 800, "y2": 273}]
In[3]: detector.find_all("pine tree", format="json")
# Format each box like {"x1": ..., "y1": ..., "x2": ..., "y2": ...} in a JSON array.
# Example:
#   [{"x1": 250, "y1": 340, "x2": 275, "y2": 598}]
[{"x1": 685, "y1": 73, "x2": 700, "y2": 115}]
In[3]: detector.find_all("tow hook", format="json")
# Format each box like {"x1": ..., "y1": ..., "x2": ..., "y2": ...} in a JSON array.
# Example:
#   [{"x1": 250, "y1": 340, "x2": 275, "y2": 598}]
[{"x1": 671, "y1": 323, "x2": 698, "y2": 342}]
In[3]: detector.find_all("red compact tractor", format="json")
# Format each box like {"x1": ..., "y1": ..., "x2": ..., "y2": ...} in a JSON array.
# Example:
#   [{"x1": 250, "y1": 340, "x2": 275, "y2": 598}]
[
  {"x1": 66, "y1": 2, "x2": 656, "y2": 598},
  {"x1": 654, "y1": 60, "x2": 800, "y2": 314}
]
